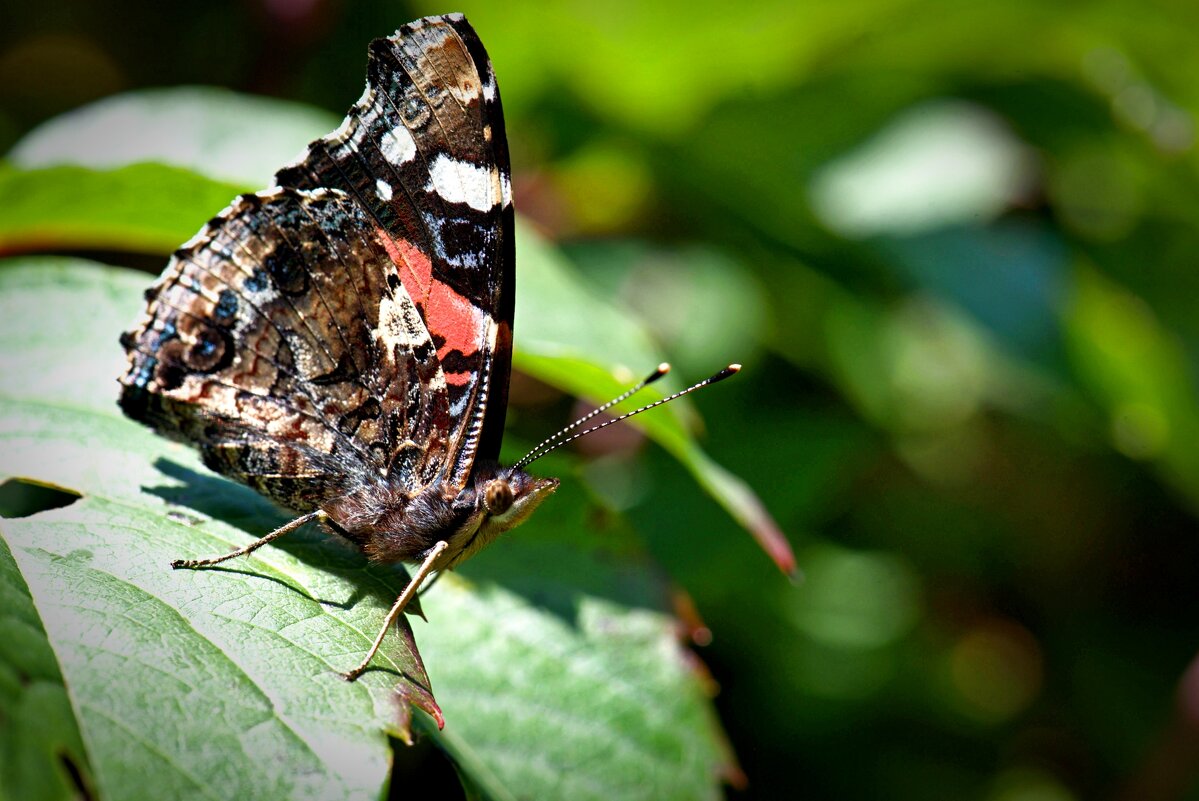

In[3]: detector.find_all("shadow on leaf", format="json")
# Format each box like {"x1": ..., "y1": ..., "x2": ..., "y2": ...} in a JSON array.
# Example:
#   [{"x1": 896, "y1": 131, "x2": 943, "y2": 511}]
[
  {"x1": 145, "y1": 457, "x2": 426, "y2": 622},
  {"x1": 148, "y1": 456, "x2": 672, "y2": 639}
]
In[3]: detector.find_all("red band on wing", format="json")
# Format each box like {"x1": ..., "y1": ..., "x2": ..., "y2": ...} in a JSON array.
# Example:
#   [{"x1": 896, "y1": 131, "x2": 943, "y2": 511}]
[
  {"x1": 378, "y1": 235, "x2": 434, "y2": 306},
  {"x1": 378, "y1": 231, "x2": 487, "y2": 385},
  {"x1": 429, "y1": 278, "x2": 484, "y2": 366}
]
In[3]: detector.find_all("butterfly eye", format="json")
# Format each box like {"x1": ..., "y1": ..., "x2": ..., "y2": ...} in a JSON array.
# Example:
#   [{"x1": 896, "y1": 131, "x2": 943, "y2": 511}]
[{"x1": 483, "y1": 479, "x2": 514, "y2": 515}]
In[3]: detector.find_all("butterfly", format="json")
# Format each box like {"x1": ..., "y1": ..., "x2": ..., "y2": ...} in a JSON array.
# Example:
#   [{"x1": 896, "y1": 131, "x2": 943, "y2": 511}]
[{"x1": 118, "y1": 13, "x2": 737, "y2": 681}]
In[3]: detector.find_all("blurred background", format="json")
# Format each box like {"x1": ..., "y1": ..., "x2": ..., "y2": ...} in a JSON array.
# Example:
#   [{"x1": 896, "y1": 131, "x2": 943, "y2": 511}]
[{"x1": 5, "y1": 1, "x2": 1199, "y2": 799}]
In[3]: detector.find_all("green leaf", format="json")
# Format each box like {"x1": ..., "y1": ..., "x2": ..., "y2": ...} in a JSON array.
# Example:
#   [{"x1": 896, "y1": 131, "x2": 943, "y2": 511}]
[
  {"x1": 1, "y1": 87, "x2": 337, "y2": 257},
  {"x1": 0, "y1": 258, "x2": 733, "y2": 799},
  {"x1": 0, "y1": 163, "x2": 247, "y2": 255},
  {"x1": 8, "y1": 87, "x2": 339, "y2": 187},
  {"x1": 514, "y1": 226, "x2": 796, "y2": 575},
  {"x1": 1066, "y1": 266, "x2": 1199, "y2": 508},
  {"x1": 444, "y1": 0, "x2": 865, "y2": 135},
  {"x1": 0, "y1": 529, "x2": 93, "y2": 801}
]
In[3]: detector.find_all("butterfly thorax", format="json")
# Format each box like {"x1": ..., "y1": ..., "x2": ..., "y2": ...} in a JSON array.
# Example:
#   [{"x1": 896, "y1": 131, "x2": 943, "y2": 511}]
[{"x1": 324, "y1": 463, "x2": 558, "y2": 569}]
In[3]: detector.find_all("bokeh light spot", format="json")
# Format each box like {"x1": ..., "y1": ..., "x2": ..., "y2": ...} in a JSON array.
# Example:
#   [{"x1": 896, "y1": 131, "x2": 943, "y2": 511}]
[
  {"x1": 790, "y1": 544, "x2": 921, "y2": 650},
  {"x1": 949, "y1": 618, "x2": 1044, "y2": 724},
  {"x1": 1111, "y1": 401, "x2": 1169, "y2": 459},
  {"x1": 809, "y1": 100, "x2": 1035, "y2": 237},
  {"x1": 987, "y1": 767, "x2": 1076, "y2": 801}
]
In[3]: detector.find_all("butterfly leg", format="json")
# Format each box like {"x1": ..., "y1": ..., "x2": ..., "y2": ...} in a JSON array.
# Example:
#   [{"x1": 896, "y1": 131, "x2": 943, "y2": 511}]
[
  {"x1": 417, "y1": 569, "x2": 444, "y2": 597},
  {"x1": 342, "y1": 539, "x2": 449, "y2": 682},
  {"x1": 170, "y1": 510, "x2": 326, "y2": 569}
]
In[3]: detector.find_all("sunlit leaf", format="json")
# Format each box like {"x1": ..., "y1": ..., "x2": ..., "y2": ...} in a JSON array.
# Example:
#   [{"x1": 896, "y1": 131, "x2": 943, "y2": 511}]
[
  {"x1": 9, "y1": 87, "x2": 338, "y2": 188},
  {"x1": 1066, "y1": 266, "x2": 1199, "y2": 506}
]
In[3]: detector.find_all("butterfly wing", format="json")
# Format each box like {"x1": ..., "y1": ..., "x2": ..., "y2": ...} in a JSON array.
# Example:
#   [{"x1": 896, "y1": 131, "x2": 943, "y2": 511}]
[
  {"x1": 119, "y1": 14, "x2": 513, "y2": 508},
  {"x1": 119, "y1": 188, "x2": 454, "y2": 510},
  {"x1": 275, "y1": 13, "x2": 514, "y2": 491}
]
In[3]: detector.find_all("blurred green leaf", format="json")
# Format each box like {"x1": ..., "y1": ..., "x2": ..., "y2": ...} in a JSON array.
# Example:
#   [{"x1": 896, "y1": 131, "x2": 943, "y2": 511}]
[
  {"x1": 9, "y1": 87, "x2": 339, "y2": 187},
  {"x1": 879, "y1": 221, "x2": 1069, "y2": 366},
  {"x1": 515, "y1": 226, "x2": 796, "y2": 574},
  {"x1": 568, "y1": 241, "x2": 770, "y2": 378},
  {"x1": 810, "y1": 101, "x2": 1036, "y2": 238},
  {"x1": 437, "y1": 0, "x2": 849, "y2": 134},
  {"x1": 0, "y1": 163, "x2": 246, "y2": 255},
  {"x1": 1066, "y1": 266, "x2": 1199, "y2": 507}
]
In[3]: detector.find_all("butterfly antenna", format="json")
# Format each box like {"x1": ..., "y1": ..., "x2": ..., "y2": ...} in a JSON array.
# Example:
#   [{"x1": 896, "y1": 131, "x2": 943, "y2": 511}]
[
  {"x1": 513, "y1": 363, "x2": 670, "y2": 469},
  {"x1": 514, "y1": 363, "x2": 741, "y2": 470}
]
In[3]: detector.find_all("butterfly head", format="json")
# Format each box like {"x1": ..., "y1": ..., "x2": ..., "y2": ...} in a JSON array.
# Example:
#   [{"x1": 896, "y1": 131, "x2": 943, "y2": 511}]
[
  {"x1": 442, "y1": 463, "x2": 558, "y2": 567},
  {"x1": 475, "y1": 464, "x2": 559, "y2": 532}
]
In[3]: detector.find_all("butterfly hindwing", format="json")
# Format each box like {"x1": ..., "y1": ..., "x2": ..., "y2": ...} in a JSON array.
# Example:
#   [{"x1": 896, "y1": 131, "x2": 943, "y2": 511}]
[{"x1": 119, "y1": 188, "x2": 454, "y2": 509}]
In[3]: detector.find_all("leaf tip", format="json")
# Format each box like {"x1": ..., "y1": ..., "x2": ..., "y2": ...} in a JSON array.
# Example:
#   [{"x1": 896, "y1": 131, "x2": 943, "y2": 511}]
[
  {"x1": 754, "y1": 516, "x2": 798, "y2": 578},
  {"x1": 740, "y1": 488, "x2": 797, "y2": 577},
  {"x1": 393, "y1": 681, "x2": 445, "y2": 740}
]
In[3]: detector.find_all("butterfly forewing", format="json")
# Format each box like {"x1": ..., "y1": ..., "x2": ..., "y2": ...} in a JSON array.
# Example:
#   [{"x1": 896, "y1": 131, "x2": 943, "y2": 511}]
[{"x1": 274, "y1": 13, "x2": 514, "y2": 491}]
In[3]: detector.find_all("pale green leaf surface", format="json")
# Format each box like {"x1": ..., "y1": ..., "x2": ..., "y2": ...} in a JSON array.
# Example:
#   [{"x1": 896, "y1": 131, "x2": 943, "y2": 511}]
[{"x1": 8, "y1": 87, "x2": 339, "y2": 188}]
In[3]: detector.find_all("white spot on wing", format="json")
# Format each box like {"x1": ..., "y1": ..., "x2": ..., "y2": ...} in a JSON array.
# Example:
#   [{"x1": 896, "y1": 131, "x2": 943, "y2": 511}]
[
  {"x1": 380, "y1": 123, "x2": 417, "y2": 165},
  {"x1": 377, "y1": 294, "x2": 423, "y2": 348},
  {"x1": 482, "y1": 73, "x2": 497, "y2": 102},
  {"x1": 421, "y1": 211, "x2": 449, "y2": 260},
  {"x1": 375, "y1": 293, "x2": 446, "y2": 395},
  {"x1": 427, "y1": 153, "x2": 499, "y2": 212},
  {"x1": 376, "y1": 179, "x2": 393, "y2": 201}
]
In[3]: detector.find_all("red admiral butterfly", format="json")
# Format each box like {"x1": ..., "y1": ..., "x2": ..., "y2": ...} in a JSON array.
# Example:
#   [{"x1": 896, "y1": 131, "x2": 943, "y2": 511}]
[{"x1": 118, "y1": 13, "x2": 738, "y2": 681}]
